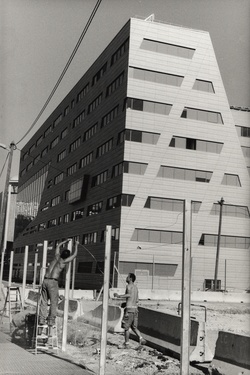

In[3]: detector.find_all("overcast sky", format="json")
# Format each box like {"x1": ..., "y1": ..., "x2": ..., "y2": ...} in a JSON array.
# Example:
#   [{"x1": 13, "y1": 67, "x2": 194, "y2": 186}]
[{"x1": 0, "y1": 0, "x2": 249, "y2": 193}]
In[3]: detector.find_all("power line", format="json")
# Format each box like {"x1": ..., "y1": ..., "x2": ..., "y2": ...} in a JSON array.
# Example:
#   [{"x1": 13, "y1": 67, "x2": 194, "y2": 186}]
[{"x1": 16, "y1": 0, "x2": 103, "y2": 146}]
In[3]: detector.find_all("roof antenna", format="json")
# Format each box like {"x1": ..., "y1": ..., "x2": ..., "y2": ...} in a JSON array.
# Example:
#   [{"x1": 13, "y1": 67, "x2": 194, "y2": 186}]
[{"x1": 145, "y1": 14, "x2": 155, "y2": 22}]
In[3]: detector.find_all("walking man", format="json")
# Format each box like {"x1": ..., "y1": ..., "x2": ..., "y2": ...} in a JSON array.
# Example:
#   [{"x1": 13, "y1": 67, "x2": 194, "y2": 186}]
[
  {"x1": 39, "y1": 239, "x2": 78, "y2": 328},
  {"x1": 114, "y1": 273, "x2": 146, "y2": 348}
]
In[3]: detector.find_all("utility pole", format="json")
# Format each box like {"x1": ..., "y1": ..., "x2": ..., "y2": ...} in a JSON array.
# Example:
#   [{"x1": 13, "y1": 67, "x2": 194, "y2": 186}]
[
  {"x1": 214, "y1": 197, "x2": 224, "y2": 291},
  {"x1": 180, "y1": 200, "x2": 192, "y2": 375},
  {"x1": 0, "y1": 142, "x2": 15, "y2": 298}
]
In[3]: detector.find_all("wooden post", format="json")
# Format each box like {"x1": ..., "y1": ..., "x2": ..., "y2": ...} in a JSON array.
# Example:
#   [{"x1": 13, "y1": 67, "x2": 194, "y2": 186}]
[
  {"x1": 152, "y1": 255, "x2": 155, "y2": 290},
  {"x1": 40, "y1": 240, "x2": 48, "y2": 284},
  {"x1": 99, "y1": 225, "x2": 112, "y2": 375},
  {"x1": 180, "y1": 200, "x2": 192, "y2": 375},
  {"x1": 62, "y1": 239, "x2": 72, "y2": 352},
  {"x1": 71, "y1": 255, "x2": 76, "y2": 299},
  {"x1": 8, "y1": 250, "x2": 14, "y2": 287},
  {"x1": 214, "y1": 197, "x2": 224, "y2": 290},
  {"x1": 22, "y1": 245, "x2": 29, "y2": 306},
  {"x1": 112, "y1": 251, "x2": 117, "y2": 288},
  {"x1": 33, "y1": 250, "x2": 38, "y2": 290}
]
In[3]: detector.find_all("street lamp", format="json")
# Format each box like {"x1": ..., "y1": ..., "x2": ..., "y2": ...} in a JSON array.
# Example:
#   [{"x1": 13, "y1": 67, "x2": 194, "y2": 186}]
[{"x1": 0, "y1": 141, "x2": 16, "y2": 299}]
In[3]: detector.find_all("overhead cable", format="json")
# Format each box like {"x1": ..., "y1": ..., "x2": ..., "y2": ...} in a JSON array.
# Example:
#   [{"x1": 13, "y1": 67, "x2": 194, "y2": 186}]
[{"x1": 16, "y1": 0, "x2": 103, "y2": 146}]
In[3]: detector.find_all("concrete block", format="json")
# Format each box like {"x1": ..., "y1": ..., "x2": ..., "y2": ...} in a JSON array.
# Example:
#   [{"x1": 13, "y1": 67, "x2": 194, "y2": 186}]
[
  {"x1": 80, "y1": 303, "x2": 124, "y2": 333},
  {"x1": 212, "y1": 331, "x2": 250, "y2": 374}
]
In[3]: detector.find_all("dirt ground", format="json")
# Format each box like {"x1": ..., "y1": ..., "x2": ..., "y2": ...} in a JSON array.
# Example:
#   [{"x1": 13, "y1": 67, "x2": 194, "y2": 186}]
[{"x1": 60, "y1": 300, "x2": 250, "y2": 375}]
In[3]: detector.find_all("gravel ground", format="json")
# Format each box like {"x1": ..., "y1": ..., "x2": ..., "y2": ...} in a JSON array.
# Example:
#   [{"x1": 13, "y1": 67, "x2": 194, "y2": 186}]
[{"x1": 62, "y1": 300, "x2": 250, "y2": 375}]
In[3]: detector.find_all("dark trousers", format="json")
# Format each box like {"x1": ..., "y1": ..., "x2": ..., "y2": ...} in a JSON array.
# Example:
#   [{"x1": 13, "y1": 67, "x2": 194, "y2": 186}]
[{"x1": 39, "y1": 279, "x2": 58, "y2": 325}]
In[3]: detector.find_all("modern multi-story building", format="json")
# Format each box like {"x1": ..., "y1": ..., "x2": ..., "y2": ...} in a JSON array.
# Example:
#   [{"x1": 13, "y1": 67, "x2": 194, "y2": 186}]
[{"x1": 12, "y1": 17, "x2": 250, "y2": 291}]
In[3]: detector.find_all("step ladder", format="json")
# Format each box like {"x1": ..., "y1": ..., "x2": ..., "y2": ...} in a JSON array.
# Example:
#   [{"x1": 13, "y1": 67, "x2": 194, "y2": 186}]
[
  {"x1": 30, "y1": 288, "x2": 59, "y2": 354},
  {"x1": 0, "y1": 286, "x2": 23, "y2": 327},
  {"x1": 34, "y1": 320, "x2": 58, "y2": 354}
]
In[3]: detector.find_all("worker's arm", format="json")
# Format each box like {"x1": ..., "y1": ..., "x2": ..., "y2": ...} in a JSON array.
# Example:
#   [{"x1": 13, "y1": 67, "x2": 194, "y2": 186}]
[
  {"x1": 55, "y1": 239, "x2": 70, "y2": 256},
  {"x1": 63, "y1": 240, "x2": 79, "y2": 263},
  {"x1": 114, "y1": 286, "x2": 130, "y2": 298}
]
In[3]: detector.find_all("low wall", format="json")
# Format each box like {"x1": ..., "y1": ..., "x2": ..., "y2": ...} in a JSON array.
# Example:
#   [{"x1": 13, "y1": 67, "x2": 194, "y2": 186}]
[
  {"x1": 110, "y1": 288, "x2": 250, "y2": 303},
  {"x1": 80, "y1": 303, "x2": 124, "y2": 333},
  {"x1": 211, "y1": 331, "x2": 250, "y2": 374}
]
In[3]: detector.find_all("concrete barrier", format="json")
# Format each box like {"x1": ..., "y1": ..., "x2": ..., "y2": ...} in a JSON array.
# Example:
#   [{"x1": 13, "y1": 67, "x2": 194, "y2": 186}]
[
  {"x1": 79, "y1": 303, "x2": 124, "y2": 333},
  {"x1": 211, "y1": 331, "x2": 250, "y2": 375},
  {"x1": 109, "y1": 288, "x2": 250, "y2": 303}
]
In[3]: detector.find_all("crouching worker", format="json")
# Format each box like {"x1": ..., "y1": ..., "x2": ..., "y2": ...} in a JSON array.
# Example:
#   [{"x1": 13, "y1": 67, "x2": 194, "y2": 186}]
[
  {"x1": 114, "y1": 273, "x2": 146, "y2": 349},
  {"x1": 38, "y1": 239, "x2": 78, "y2": 332}
]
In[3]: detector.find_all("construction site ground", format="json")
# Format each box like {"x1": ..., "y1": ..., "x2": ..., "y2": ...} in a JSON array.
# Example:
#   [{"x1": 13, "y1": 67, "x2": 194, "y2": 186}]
[{"x1": 0, "y1": 289, "x2": 249, "y2": 375}]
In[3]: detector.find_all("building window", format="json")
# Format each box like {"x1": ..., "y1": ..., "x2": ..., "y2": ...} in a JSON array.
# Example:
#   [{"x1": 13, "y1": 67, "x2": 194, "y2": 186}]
[
  {"x1": 241, "y1": 146, "x2": 250, "y2": 158},
  {"x1": 101, "y1": 228, "x2": 120, "y2": 242},
  {"x1": 38, "y1": 222, "x2": 46, "y2": 231},
  {"x1": 192, "y1": 79, "x2": 215, "y2": 93},
  {"x1": 118, "y1": 129, "x2": 160, "y2": 145},
  {"x1": 73, "y1": 110, "x2": 85, "y2": 128},
  {"x1": 64, "y1": 106, "x2": 69, "y2": 116},
  {"x1": 68, "y1": 178, "x2": 83, "y2": 203},
  {"x1": 41, "y1": 146, "x2": 48, "y2": 157},
  {"x1": 69, "y1": 137, "x2": 81, "y2": 153},
  {"x1": 181, "y1": 107, "x2": 223, "y2": 124},
  {"x1": 77, "y1": 262, "x2": 93, "y2": 273},
  {"x1": 71, "y1": 99, "x2": 75, "y2": 108},
  {"x1": 54, "y1": 114, "x2": 62, "y2": 127},
  {"x1": 88, "y1": 93, "x2": 102, "y2": 114},
  {"x1": 221, "y1": 173, "x2": 241, "y2": 186},
  {"x1": 236, "y1": 125, "x2": 250, "y2": 138},
  {"x1": 141, "y1": 38, "x2": 195, "y2": 59},
  {"x1": 79, "y1": 152, "x2": 93, "y2": 168},
  {"x1": 33, "y1": 154, "x2": 40, "y2": 165},
  {"x1": 129, "y1": 67, "x2": 184, "y2": 87},
  {"x1": 144, "y1": 197, "x2": 183, "y2": 211},
  {"x1": 54, "y1": 172, "x2": 64, "y2": 185},
  {"x1": 51, "y1": 195, "x2": 61, "y2": 207},
  {"x1": 72, "y1": 208, "x2": 84, "y2": 221},
  {"x1": 29, "y1": 144, "x2": 35, "y2": 153},
  {"x1": 131, "y1": 229, "x2": 183, "y2": 244},
  {"x1": 106, "y1": 71, "x2": 125, "y2": 97},
  {"x1": 92, "y1": 170, "x2": 108, "y2": 187},
  {"x1": 64, "y1": 213, "x2": 69, "y2": 223},
  {"x1": 158, "y1": 166, "x2": 213, "y2": 183},
  {"x1": 111, "y1": 38, "x2": 129, "y2": 66},
  {"x1": 48, "y1": 218, "x2": 57, "y2": 228},
  {"x1": 211, "y1": 203, "x2": 249, "y2": 217},
  {"x1": 169, "y1": 136, "x2": 223, "y2": 153},
  {"x1": 67, "y1": 163, "x2": 77, "y2": 176},
  {"x1": 192, "y1": 201, "x2": 202, "y2": 213},
  {"x1": 27, "y1": 162, "x2": 33, "y2": 171},
  {"x1": 44, "y1": 125, "x2": 52, "y2": 137},
  {"x1": 57, "y1": 149, "x2": 66, "y2": 162},
  {"x1": 106, "y1": 194, "x2": 135, "y2": 210},
  {"x1": 124, "y1": 161, "x2": 148, "y2": 175},
  {"x1": 77, "y1": 83, "x2": 89, "y2": 102},
  {"x1": 87, "y1": 201, "x2": 103, "y2": 216},
  {"x1": 126, "y1": 97, "x2": 172, "y2": 115},
  {"x1": 50, "y1": 136, "x2": 59, "y2": 149},
  {"x1": 58, "y1": 216, "x2": 62, "y2": 225},
  {"x1": 36, "y1": 135, "x2": 43, "y2": 146},
  {"x1": 112, "y1": 162, "x2": 123, "y2": 178},
  {"x1": 83, "y1": 232, "x2": 97, "y2": 244},
  {"x1": 101, "y1": 106, "x2": 119, "y2": 128},
  {"x1": 199, "y1": 234, "x2": 250, "y2": 249},
  {"x1": 96, "y1": 138, "x2": 113, "y2": 158},
  {"x1": 22, "y1": 151, "x2": 29, "y2": 161},
  {"x1": 84, "y1": 123, "x2": 98, "y2": 141},
  {"x1": 61, "y1": 127, "x2": 68, "y2": 139},
  {"x1": 92, "y1": 62, "x2": 107, "y2": 86}
]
